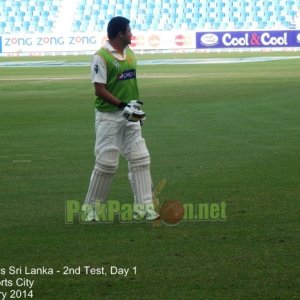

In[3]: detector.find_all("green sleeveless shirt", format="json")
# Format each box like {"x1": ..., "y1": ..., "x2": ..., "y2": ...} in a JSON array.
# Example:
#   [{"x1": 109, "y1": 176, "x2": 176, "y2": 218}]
[{"x1": 95, "y1": 47, "x2": 139, "y2": 112}]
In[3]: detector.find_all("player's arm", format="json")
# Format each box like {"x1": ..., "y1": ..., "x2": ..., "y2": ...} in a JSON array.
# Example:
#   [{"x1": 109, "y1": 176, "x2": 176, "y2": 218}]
[
  {"x1": 94, "y1": 84, "x2": 145, "y2": 121},
  {"x1": 91, "y1": 54, "x2": 125, "y2": 109},
  {"x1": 93, "y1": 83, "x2": 125, "y2": 109}
]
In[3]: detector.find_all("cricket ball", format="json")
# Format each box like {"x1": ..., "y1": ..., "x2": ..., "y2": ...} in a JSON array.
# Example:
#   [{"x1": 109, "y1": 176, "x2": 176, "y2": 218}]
[{"x1": 159, "y1": 200, "x2": 184, "y2": 225}]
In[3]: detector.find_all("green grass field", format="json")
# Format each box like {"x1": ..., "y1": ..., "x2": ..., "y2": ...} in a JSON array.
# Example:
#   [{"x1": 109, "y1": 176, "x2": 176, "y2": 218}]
[{"x1": 0, "y1": 52, "x2": 299, "y2": 300}]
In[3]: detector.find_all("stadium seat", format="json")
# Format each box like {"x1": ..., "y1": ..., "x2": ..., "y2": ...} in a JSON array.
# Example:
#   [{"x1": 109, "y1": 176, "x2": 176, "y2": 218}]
[
  {"x1": 0, "y1": 21, "x2": 6, "y2": 33},
  {"x1": 0, "y1": 0, "x2": 299, "y2": 34},
  {"x1": 0, "y1": 0, "x2": 61, "y2": 33}
]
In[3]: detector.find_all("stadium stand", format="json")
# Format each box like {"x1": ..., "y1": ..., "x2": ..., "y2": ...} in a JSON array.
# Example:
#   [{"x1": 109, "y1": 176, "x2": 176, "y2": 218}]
[
  {"x1": 0, "y1": 0, "x2": 60, "y2": 33},
  {"x1": 0, "y1": 0, "x2": 299, "y2": 34}
]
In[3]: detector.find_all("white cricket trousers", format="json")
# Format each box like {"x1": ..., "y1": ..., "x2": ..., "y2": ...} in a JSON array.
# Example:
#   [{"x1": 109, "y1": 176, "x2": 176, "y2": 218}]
[{"x1": 84, "y1": 110, "x2": 153, "y2": 206}]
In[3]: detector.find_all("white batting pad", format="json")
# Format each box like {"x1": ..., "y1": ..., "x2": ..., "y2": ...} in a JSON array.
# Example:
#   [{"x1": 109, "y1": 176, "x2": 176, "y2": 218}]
[
  {"x1": 128, "y1": 139, "x2": 153, "y2": 205},
  {"x1": 84, "y1": 147, "x2": 119, "y2": 205}
]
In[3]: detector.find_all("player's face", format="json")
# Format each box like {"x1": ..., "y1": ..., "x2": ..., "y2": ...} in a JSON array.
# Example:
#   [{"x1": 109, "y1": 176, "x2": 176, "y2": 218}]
[{"x1": 122, "y1": 26, "x2": 132, "y2": 46}]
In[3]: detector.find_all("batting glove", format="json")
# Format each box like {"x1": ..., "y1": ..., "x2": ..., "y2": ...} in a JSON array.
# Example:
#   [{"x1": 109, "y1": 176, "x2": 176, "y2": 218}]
[{"x1": 119, "y1": 100, "x2": 146, "y2": 122}]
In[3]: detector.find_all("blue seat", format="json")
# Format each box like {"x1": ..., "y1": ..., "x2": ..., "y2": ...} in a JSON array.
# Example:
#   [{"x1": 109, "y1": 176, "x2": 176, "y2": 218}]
[
  {"x1": 51, "y1": 5, "x2": 59, "y2": 14},
  {"x1": 259, "y1": 21, "x2": 267, "y2": 28},
  {"x1": 3, "y1": 6, "x2": 12, "y2": 16},
  {"x1": 97, "y1": 20, "x2": 105, "y2": 28},
  {"x1": 212, "y1": 22, "x2": 221, "y2": 29},
  {"x1": 23, "y1": 20, "x2": 30, "y2": 29},
  {"x1": 0, "y1": 21, "x2": 6, "y2": 33},
  {"x1": 28, "y1": 6, "x2": 35, "y2": 14},
  {"x1": 289, "y1": 11, "x2": 297, "y2": 17},
  {"x1": 45, "y1": 20, "x2": 53, "y2": 31},
  {"x1": 42, "y1": 11, "x2": 49, "y2": 18},
  {"x1": 37, "y1": 26, "x2": 44, "y2": 33},
  {"x1": 2, "y1": 0, "x2": 293, "y2": 34},
  {"x1": 73, "y1": 20, "x2": 81, "y2": 31}
]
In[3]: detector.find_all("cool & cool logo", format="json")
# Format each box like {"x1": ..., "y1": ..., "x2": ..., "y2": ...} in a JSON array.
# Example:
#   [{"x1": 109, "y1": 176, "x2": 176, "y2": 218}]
[{"x1": 223, "y1": 32, "x2": 288, "y2": 47}]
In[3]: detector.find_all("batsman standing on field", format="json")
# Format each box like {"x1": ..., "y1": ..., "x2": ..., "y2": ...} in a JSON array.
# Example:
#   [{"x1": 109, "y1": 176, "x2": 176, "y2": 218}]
[{"x1": 82, "y1": 16, "x2": 159, "y2": 221}]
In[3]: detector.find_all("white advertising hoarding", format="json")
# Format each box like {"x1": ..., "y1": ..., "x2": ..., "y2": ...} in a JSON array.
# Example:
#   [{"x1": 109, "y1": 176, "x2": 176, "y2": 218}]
[{"x1": 0, "y1": 31, "x2": 196, "y2": 56}]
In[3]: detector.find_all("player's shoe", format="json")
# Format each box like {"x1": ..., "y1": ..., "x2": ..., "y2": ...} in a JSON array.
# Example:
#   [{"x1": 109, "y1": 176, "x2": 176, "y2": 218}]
[
  {"x1": 132, "y1": 207, "x2": 146, "y2": 221},
  {"x1": 85, "y1": 211, "x2": 99, "y2": 222},
  {"x1": 133, "y1": 206, "x2": 160, "y2": 221},
  {"x1": 145, "y1": 208, "x2": 160, "y2": 221},
  {"x1": 81, "y1": 204, "x2": 99, "y2": 222}
]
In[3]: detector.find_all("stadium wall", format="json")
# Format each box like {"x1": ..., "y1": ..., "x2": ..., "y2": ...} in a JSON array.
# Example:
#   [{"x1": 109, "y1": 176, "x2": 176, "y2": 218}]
[
  {"x1": 1, "y1": 29, "x2": 300, "y2": 56},
  {"x1": 1, "y1": 0, "x2": 300, "y2": 56}
]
